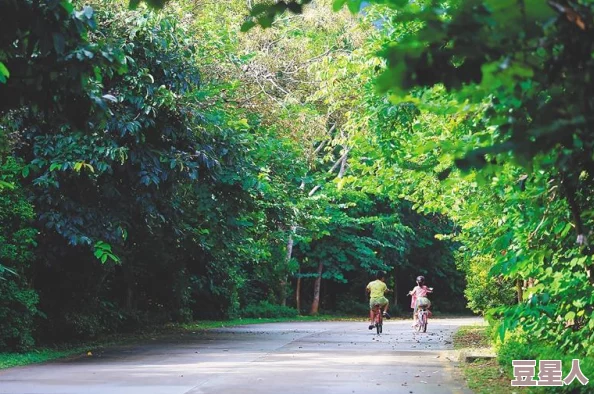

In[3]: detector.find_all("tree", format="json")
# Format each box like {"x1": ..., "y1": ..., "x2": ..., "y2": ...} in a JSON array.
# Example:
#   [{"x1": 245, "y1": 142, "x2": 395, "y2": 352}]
[
  {"x1": 241, "y1": 0, "x2": 594, "y2": 362},
  {"x1": 0, "y1": 0, "x2": 468, "y2": 350},
  {"x1": 0, "y1": 158, "x2": 38, "y2": 351}
]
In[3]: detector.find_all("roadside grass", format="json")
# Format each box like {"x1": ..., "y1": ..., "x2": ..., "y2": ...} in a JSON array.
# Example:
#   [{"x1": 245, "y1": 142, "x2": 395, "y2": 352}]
[
  {"x1": 453, "y1": 325, "x2": 491, "y2": 350},
  {"x1": 454, "y1": 325, "x2": 524, "y2": 394},
  {"x1": 462, "y1": 358, "x2": 518, "y2": 394},
  {"x1": 0, "y1": 314, "x2": 354, "y2": 370},
  {"x1": 0, "y1": 348, "x2": 86, "y2": 370},
  {"x1": 179, "y1": 314, "x2": 359, "y2": 331}
]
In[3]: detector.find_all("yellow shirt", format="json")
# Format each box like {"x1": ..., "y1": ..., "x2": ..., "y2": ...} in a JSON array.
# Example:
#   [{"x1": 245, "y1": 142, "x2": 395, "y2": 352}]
[{"x1": 367, "y1": 280, "x2": 387, "y2": 299}]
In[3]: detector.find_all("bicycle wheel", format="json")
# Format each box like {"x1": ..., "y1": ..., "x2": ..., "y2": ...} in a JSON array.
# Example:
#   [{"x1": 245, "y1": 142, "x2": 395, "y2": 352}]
[
  {"x1": 375, "y1": 320, "x2": 384, "y2": 335},
  {"x1": 419, "y1": 313, "x2": 427, "y2": 332},
  {"x1": 376, "y1": 314, "x2": 382, "y2": 334}
]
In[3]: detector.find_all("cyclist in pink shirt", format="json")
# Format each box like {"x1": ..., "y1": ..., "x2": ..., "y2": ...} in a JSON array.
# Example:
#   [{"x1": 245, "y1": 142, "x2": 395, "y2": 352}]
[{"x1": 408, "y1": 276, "x2": 433, "y2": 326}]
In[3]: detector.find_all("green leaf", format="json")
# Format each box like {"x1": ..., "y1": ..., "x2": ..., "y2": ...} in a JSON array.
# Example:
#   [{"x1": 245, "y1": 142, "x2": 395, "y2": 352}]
[
  {"x1": 332, "y1": 0, "x2": 348, "y2": 11},
  {"x1": 0, "y1": 62, "x2": 9, "y2": 83},
  {"x1": 560, "y1": 223, "x2": 573, "y2": 237},
  {"x1": 347, "y1": 0, "x2": 362, "y2": 13},
  {"x1": 60, "y1": 0, "x2": 74, "y2": 13},
  {"x1": 49, "y1": 163, "x2": 62, "y2": 172},
  {"x1": 52, "y1": 33, "x2": 65, "y2": 55},
  {"x1": 240, "y1": 20, "x2": 256, "y2": 32},
  {"x1": 0, "y1": 180, "x2": 15, "y2": 190},
  {"x1": 258, "y1": 16, "x2": 274, "y2": 29}
]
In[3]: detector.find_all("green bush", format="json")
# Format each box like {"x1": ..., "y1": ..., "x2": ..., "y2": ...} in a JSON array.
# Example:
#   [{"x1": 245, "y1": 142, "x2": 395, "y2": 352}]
[
  {"x1": 0, "y1": 280, "x2": 38, "y2": 350},
  {"x1": 335, "y1": 296, "x2": 373, "y2": 317},
  {"x1": 461, "y1": 256, "x2": 517, "y2": 314},
  {"x1": 241, "y1": 301, "x2": 298, "y2": 318},
  {"x1": 0, "y1": 158, "x2": 38, "y2": 351}
]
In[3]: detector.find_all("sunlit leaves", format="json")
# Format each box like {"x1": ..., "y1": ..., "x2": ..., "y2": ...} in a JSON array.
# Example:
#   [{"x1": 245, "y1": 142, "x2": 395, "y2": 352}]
[
  {"x1": 241, "y1": 0, "x2": 314, "y2": 31},
  {"x1": 327, "y1": 0, "x2": 594, "y2": 358},
  {"x1": 128, "y1": 0, "x2": 168, "y2": 9},
  {"x1": 0, "y1": 62, "x2": 9, "y2": 84},
  {"x1": 93, "y1": 241, "x2": 120, "y2": 264}
]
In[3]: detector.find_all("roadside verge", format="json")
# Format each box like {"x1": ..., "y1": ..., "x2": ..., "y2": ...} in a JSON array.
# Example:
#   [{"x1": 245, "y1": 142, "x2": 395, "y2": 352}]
[
  {"x1": 453, "y1": 325, "x2": 524, "y2": 394},
  {"x1": 0, "y1": 315, "x2": 355, "y2": 370}
]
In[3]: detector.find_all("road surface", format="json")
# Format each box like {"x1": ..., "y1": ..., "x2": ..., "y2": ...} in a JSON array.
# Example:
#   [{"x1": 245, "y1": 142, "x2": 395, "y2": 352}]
[{"x1": 0, "y1": 317, "x2": 482, "y2": 394}]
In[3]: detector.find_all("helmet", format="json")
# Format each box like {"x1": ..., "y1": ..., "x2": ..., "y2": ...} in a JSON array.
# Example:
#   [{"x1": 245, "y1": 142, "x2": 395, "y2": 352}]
[{"x1": 416, "y1": 275, "x2": 425, "y2": 284}]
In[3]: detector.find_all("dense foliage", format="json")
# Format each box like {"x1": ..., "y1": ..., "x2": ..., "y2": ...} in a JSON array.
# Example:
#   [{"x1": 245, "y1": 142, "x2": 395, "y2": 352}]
[
  {"x1": 329, "y1": 0, "x2": 593, "y2": 390},
  {"x1": 239, "y1": 0, "x2": 594, "y2": 390},
  {"x1": 8, "y1": 2, "x2": 592, "y2": 390},
  {"x1": 0, "y1": 158, "x2": 38, "y2": 350},
  {"x1": 0, "y1": 0, "x2": 464, "y2": 352}
]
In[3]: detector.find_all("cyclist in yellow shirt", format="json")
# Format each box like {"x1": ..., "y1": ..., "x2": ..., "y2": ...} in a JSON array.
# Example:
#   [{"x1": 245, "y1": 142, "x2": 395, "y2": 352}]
[{"x1": 365, "y1": 271, "x2": 391, "y2": 330}]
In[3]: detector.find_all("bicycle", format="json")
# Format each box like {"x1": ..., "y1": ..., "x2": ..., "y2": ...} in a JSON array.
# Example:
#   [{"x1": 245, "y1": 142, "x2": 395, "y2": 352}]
[
  {"x1": 408, "y1": 286, "x2": 433, "y2": 333},
  {"x1": 371, "y1": 303, "x2": 383, "y2": 334},
  {"x1": 415, "y1": 304, "x2": 430, "y2": 333}
]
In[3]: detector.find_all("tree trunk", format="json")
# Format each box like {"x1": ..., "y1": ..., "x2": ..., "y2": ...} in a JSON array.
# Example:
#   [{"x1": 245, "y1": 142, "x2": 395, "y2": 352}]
[
  {"x1": 308, "y1": 147, "x2": 350, "y2": 197},
  {"x1": 516, "y1": 278, "x2": 523, "y2": 304},
  {"x1": 296, "y1": 267, "x2": 302, "y2": 313},
  {"x1": 310, "y1": 261, "x2": 323, "y2": 315},
  {"x1": 393, "y1": 267, "x2": 398, "y2": 307},
  {"x1": 125, "y1": 284, "x2": 134, "y2": 311},
  {"x1": 308, "y1": 146, "x2": 348, "y2": 315},
  {"x1": 280, "y1": 224, "x2": 296, "y2": 306},
  {"x1": 338, "y1": 149, "x2": 349, "y2": 178},
  {"x1": 122, "y1": 263, "x2": 135, "y2": 312}
]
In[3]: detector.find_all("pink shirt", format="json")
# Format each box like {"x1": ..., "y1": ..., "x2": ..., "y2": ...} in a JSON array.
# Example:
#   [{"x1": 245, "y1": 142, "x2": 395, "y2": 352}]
[{"x1": 410, "y1": 285, "x2": 431, "y2": 308}]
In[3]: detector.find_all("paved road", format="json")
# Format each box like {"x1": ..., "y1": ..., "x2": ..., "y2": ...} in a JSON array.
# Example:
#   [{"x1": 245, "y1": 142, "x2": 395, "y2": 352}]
[{"x1": 0, "y1": 317, "x2": 482, "y2": 394}]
